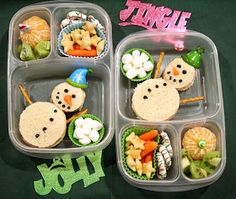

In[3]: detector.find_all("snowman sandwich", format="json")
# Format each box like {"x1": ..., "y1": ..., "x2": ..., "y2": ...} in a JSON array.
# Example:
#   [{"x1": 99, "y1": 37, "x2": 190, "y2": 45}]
[
  {"x1": 51, "y1": 68, "x2": 91, "y2": 113},
  {"x1": 132, "y1": 51, "x2": 205, "y2": 121},
  {"x1": 18, "y1": 84, "x2": 88, "y2": 148},
  {"x1": 163, "y1": 47, "x2": 204, "y2": 91}
]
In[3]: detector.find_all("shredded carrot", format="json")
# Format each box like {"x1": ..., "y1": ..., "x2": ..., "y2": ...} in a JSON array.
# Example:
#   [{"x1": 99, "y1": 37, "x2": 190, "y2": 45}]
[
  {"x1": 141, "y1": 141, "x2": 158, "y2": 158},
  {"x1": 139, "y1": 130, "x2": 158, "y2": 141}
]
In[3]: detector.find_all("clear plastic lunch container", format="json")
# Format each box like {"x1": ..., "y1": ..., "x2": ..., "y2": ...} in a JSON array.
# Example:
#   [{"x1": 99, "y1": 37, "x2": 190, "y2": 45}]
[
  {"x1": 7, "y1": 1, "x2": 114, "y2": 158},
  {"x1": 115, "y1": 30, "x2": 226, "y2": 191}
]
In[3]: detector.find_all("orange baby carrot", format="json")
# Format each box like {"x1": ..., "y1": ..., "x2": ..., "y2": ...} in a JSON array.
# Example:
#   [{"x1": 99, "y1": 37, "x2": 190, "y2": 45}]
[
  {"x1": 139, "y1": 130, "x2": 158, "y2": 141},
  {"x1": 144, "y1": 152, "x2": 153, "y2": 163},
  {"x1": 141, "y1": 141, "x2": 158, "y2": 158},
  {"x1": 67, "y1": 49, "x2": 97, "y2": 57}
]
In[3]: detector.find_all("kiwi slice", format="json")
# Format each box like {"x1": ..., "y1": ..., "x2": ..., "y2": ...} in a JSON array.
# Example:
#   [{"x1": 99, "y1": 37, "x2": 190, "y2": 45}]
[
  {"x1": 202, "y1": 151, "x2": 220, "y2": 162},
  {"x1": 20, "y1": 43, "x2": 35, "y2": 61},
  {"x1": 182, "y1": 156, "x2": 190, "y2": 174},
  {"x1": 34, "y1": 40, "x2": 50, "y2": 58},
  {"x1": 208, "y1": 157, "x2": 221, "y2": 167},
  {"x1": 193, "y1": 160, "x2": 202, "y2": 167},
  {"x1": 190, "y1": 162, "x2": 207, "y2": 179}
]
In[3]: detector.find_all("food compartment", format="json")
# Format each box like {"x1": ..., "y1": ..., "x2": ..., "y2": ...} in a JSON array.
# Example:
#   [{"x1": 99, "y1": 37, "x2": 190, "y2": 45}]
[
  {"x1": 115, "y1": 31, "x2": 221, "y2": 122},
  {"x1": 8, "y1": 59, "x2": 112, "y2": 158},
  {"x1": 10, "y1": 8, "x2": 52, "y2": 62},
  {"x1": 180, "y1": 121, "x2": 225, "y2": 182},
  {"x1": 116, "y1": 123, "x2": 180, "y2": 185},
  {"x1": 53, "y1": 6, "x2": 110, "y2": 59}
]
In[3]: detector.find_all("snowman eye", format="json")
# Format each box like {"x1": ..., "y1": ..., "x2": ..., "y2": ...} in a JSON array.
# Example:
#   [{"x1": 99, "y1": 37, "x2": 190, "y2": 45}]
[
  {"x1": 182, "y1": 70, "x2": 187, "y2": 74},
  {"x1": 35, "y1": 134, "x2": 40, "y2": 138},
  {"x1": 167, "y1": 71, "x2": 171, "y2": 74},
  {"x1": 72, "y1": 94, "x2": 76, "y2": 98},
  {"x1": 143, "y1": 95, "x2": 148, "y2": 99},
  {"x1": 177, "y1": 64, "x2": 181, "y2": 68},
  {"x1": 163, "y1": 83, "x2": 167, "y2": 86},
  {"x1": 64, "y1": 89, "x2": 69, "y2": 93},
  {"x1": 54, "y1": 109, "x2": 57, "y2": 113},
  {"x1": 57, "y1": 92, "x2": 60, "y2": 94}
]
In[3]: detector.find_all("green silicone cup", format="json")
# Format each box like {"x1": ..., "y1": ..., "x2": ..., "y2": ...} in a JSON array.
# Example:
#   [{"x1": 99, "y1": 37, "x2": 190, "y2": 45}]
[
  {"x1": 68, "y1": 114, "x2": 105, "y2": 147},
  {"x1": 120, "y1": 48, "x2": 154, "y2": 82},
  {"x1": 121, "y1": 126, "x2": 157, "y2": 180}
]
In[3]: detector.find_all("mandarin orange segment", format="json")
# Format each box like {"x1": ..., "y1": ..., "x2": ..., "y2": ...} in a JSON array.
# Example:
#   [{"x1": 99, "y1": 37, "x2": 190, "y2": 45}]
[{"x1": 182, "y1": 127, "x2": 216, "y2": 160}]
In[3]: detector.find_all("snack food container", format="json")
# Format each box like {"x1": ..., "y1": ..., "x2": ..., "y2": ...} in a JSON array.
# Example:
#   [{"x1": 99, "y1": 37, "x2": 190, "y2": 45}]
[
  {"x1": 115, "y1": 30, "x2": 226, "y2": 191},
  {"x1": 7, "y1": 1, "x2": 114, "y2": 158}
]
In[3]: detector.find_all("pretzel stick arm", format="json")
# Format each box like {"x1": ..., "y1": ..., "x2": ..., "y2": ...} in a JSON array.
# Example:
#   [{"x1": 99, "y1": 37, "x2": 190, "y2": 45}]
[
  {"x1": 66, "y1": 108, "x2": 88, "y2": 124},
  {"x1": 18, "y1": 83, "x2": 33, "y2": 105},
  {"x1": 154, "y1": 51, "x2": 165, "y2": 79},
  {"x1": 180, "y1": 96, "x2": 205, "y2": 105}
]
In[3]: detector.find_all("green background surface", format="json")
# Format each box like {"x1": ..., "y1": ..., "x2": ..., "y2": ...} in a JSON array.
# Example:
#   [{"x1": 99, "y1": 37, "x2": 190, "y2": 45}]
[{"x1": 0, "y1": 0, "x2": 236, "y2": 198}]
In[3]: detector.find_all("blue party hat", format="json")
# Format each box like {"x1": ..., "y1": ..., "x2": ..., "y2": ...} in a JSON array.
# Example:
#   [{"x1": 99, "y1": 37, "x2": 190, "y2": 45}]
[{"x1": 66, "y1": 68, "x2": 92, "y2": 89}]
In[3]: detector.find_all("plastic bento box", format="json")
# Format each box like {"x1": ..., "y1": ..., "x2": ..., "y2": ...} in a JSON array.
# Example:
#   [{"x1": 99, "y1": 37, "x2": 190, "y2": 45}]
[
  {"x1": 7, "y1": 1, "x2": 114, "y2": 158},
  {"x1": 115, "y1": 30, "x2": 226, "y2": 191}
]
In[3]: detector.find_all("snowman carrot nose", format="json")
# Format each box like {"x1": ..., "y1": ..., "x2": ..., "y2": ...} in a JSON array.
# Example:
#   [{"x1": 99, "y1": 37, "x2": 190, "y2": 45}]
[
  {"x1": 172, "y1": 67, "x2": 180, "y2": 76},
  {"x1": 64, "y1": 95, "x2": 72, "y2": 105}
]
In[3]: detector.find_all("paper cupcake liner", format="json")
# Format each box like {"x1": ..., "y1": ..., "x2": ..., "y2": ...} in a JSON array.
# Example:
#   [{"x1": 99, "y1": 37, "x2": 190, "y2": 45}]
[
  {"x1": 58, "y1": 22, "x2": 108, "y2": 59},
  {"x1": 68, "y1": 114, "x2": 105, "y2": 147},
  {"x1": 121, "y1": 126, "x2": 157, "y2": 180},
  {"x1": 120, "y1": 48, "x2": 154, "y2": 82}
]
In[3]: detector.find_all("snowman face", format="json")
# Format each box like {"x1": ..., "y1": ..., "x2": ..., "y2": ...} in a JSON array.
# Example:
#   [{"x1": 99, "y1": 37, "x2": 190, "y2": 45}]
[
  {"x1": 163, "y1": 57, "x2": 195, "y2": 91},
  {"x1": 19, "y1": 102, "x2": 66, "y2": 148},
  {"x1": 132, "y1": 78, "x2": 180, "y2": 121},
  {"x1": 51, "y1": 82, "x2": 86, "y2": 112}
]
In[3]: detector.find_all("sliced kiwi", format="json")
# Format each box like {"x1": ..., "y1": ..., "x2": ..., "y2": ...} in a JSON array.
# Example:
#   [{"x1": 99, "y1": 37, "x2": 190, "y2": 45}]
[
  {"x1": 208, "y1": 157, "x2": 221, "y2": 167},
  {"x1": 190, "y1": 162, "x2": 207, "y2": 179},
  {"x1": 193, "y1": 160, "x2": 202, "y2": 167},
  {"x1": 200, "y1": 161, "x2": 215, "y2": 175},
  {"x1": 182, "y1": 156, "x2": 190, "y2": 173},
  {"x1": 202, "y1": 151, "x2": 220, "y2": 162},
  {"x1": 34, "y1": 40, "x2": 50, "y2": 58},
  {"x1": 20, "y1": 43, "x2": 35, "y2": 61}
]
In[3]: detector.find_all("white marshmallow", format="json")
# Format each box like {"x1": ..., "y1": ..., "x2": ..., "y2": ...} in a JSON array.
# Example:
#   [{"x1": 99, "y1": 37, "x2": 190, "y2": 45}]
[
  {"x1": 74, "y1": 117, "x2": 84, "y2": 128},
  {"x1": 123, "y1": 64, "x2": 133, "y2": 72},
  {"x1": 140, "y1": 52, "x2": 149, "y2": 63},
  {"x1": 132, "y1": 58, "x2": 142, "y2": 69},
  {"x1": 143, "y1": 61, "x2": 154, "y2": 71},
  {"x1": 91, "y1": 120, "x2": 103, "y2": 131},
  {"x1": 126, "y1": 69, "x2": 138, "y2": 79},
  {"x1": 132, "y1": 50, "x2": 140, "y2": 58},
  {"x1": 89, "y1": 130, "x2": 100, "y2": 142},
  {"x1": 74, "y1": 128, "x2": 87, "y2": 139},
  {"x1": 83, "y1": 125, "x2": 92, "y2": 135},
  {"x1": 122, "y1": 54, "x2": 133, "y2": 64},
  {"x1": 137, "y1": 68, "x2": 147, "y2": 78},
  {"x1": 79, "y1": 137, "x2": 91, "y2": 145}
]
